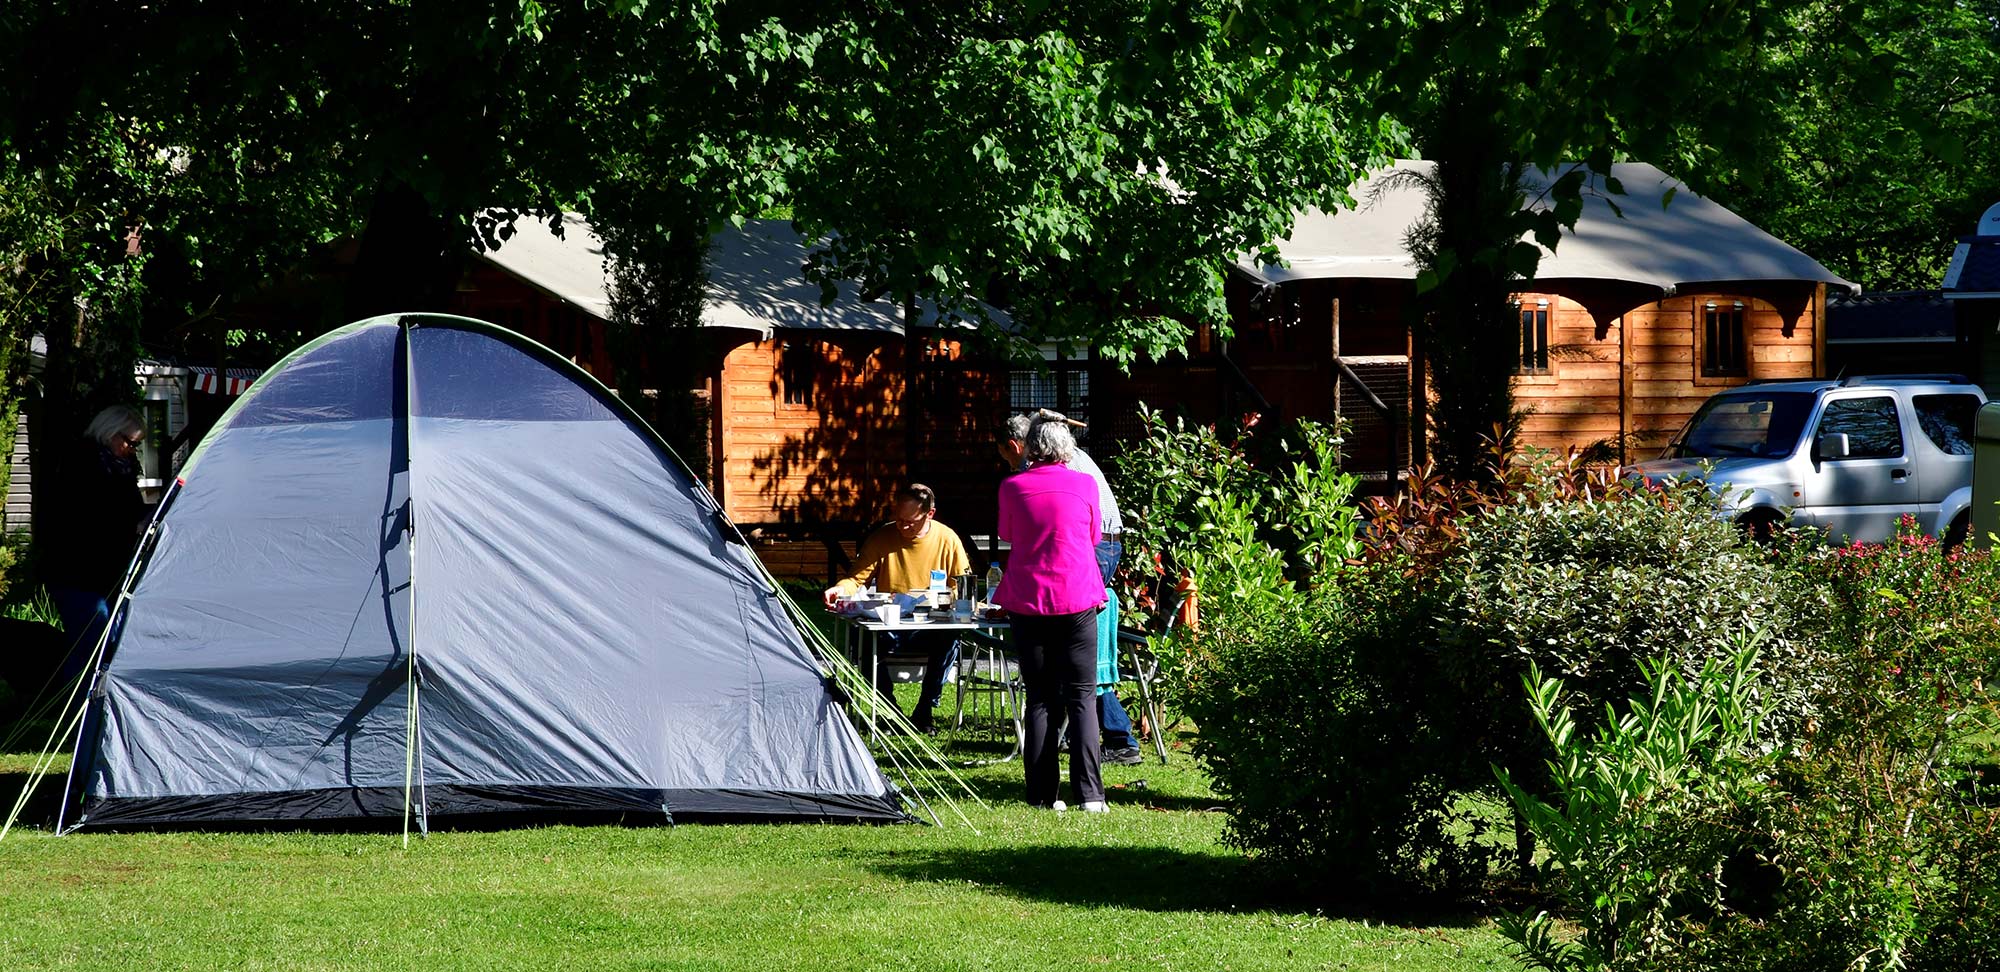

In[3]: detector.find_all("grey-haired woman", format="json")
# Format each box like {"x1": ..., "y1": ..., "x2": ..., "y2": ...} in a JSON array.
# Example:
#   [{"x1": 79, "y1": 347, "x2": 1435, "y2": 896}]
[{"x1": 44, "y1": 405, "x2": 148, "y2": 680}]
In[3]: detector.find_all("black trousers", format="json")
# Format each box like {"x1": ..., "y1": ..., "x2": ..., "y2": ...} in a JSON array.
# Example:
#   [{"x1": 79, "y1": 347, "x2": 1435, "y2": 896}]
[{"x1": 1012, "y1": 608, "x2": 1103, "y2": 807}]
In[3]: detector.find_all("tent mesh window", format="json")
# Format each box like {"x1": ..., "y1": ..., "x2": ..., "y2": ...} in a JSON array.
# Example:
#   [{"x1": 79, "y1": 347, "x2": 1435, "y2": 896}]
[
  {"x1": 1702, "y1": 301, "x2": 1748, "y2": 377},
  {"x1": 1516, "y1": 300, "x2": 1551, "y2": 375}
]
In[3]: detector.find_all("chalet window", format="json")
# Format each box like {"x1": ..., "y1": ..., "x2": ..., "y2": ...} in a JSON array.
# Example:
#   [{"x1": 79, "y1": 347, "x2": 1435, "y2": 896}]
[
  {"x1": 1010, "y1": 344, "x2": 1091, "y2": 444},
  {"x1": 1516, "y1": 300, "x2": 1550, "y2": 375},
  {"x1": 1701, "y1": 301, "x2": 1748, "y2": 377},
  {"x1": 780, "y1": 341, "x2": 815, "y2": 407}
]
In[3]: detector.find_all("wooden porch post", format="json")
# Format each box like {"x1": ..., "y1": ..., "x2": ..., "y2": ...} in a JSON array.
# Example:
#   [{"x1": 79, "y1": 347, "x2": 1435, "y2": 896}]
[
  {"x1": 1619, "y1": 311, "x2": 1633, "y2": 467},
  {"x1": 903, "y1": 297, "x2": 920, "y2": 472}
]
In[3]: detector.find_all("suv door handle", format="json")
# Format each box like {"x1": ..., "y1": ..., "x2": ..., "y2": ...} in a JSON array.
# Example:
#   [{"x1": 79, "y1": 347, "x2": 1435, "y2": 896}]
[{"x1": 1891, "y1": 468, "x2": 1909, "y2": 482}]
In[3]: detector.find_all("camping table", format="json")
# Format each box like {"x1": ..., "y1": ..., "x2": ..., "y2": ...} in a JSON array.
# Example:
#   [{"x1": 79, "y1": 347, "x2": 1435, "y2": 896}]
[{"x1": 834, "y1": 614, "x2": 1021, "y2": 761}]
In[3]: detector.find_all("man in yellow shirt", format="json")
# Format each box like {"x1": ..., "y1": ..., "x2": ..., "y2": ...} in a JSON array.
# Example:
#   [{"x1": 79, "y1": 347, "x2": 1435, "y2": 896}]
[{"x1": 822, "y1": 483, "x2": 971, "y2": 733}]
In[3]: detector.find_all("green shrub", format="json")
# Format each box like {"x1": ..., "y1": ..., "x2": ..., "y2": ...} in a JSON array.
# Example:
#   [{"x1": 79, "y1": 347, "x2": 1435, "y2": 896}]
[
  {"x1": 1122, "y1": 409, "x2": 1474, "y2": 898},
  {"x1": 1169, "y1": 566, "x2": 1492, "y2": 900},
  {"x1": 1491, "y1": 522, "x2": 2000, "y2": 972},
  {"x1": 1111, "y1": 406, "x2": 1361, "y2": 628},
  {"x1": 1739, "y1": 525, "x2": 2000, "y2": 972},
  {"x1": 1442, "y1": 469, "x2": 1824, "y2": 822},
  {"x1": 1498, "y1": 643, "x2": 1771, "y2": 972}
]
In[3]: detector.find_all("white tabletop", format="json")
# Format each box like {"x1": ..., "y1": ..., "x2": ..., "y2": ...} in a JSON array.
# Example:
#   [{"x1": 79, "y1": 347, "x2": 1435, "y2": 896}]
[{"x1": 842, "y1": 615, "x2": 1008, "y2": 632}]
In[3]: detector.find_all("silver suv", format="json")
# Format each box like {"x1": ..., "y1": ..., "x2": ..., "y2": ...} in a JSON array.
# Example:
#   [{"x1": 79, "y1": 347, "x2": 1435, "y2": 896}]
[{"x1": 1626, "y1": 375, "x2": 1987, "y2": 544}]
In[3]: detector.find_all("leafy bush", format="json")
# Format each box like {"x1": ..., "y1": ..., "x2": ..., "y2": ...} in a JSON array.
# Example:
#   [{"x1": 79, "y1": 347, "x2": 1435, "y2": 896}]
[
  {"x1": 1120, "y1": 407, "x2": 1478, "y2": 897},
  {"x1": 1498, "y1": 644, "x2": 1771, "y2": 972},
  {"x1": 1170, "y1": 566, "x2": 1492, "y2": 900},
  {"x1": 1738, "y1": 524, "x2": 2000, "y2": 971},
  {"x1": 1112, "y1": 405, "x2": 1361, "y2": 629},
  {"x1": 1163, "y1": 439, "x2": 1818, "y2": 901},
  {"x1": 1396, "y1": 459, "x2": 1819, "y2": 882},
  {"x1": 1493, "y1": 521, "x2": 2000, "y2": 972},
  {"x1": 1445, "y1": 468, "x2": 1824, "y2": 778}
]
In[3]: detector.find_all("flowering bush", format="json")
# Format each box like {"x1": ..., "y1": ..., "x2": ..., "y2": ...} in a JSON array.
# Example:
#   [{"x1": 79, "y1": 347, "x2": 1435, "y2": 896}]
[
  {"x1": 1498, "y1": 518, "x2": 2000, "y2": 971},
  {"x1": 1736, "y1": 518, "x2": 2000, "y2": 971},
  {"x1": 1111, "y1": 405, "x2": 1361, "y2": 632}
]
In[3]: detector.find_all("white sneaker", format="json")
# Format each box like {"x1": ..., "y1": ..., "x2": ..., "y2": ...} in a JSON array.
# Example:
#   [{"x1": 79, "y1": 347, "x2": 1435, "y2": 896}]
[{"x1": 1081, "y1": 800, "x2": 1108, "y2": 813}]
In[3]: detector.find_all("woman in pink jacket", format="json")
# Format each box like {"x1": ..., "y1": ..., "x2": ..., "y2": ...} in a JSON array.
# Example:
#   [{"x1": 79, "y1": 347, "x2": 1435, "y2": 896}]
[{"x1": 994, "y1": 418, "x2": 1107, "y2": 812}]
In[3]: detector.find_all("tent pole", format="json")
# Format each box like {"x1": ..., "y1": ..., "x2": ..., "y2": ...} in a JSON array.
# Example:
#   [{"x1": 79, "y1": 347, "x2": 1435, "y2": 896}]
[{"x1": 400, "y1": 319, "x2": 424, "y2": 847}]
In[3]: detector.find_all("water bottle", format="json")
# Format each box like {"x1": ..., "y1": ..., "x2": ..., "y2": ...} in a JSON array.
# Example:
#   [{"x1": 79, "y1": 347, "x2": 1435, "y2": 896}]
[
  {"x1": 952, "y1": 568, "x2": 975, "y2": 621},
  {"x1": 984, "y1": 563, "x2": 1003, "y2": 602}
]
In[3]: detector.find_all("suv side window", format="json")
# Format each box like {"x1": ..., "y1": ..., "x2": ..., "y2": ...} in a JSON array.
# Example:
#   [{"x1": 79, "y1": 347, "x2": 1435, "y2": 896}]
[
  {"x1": 1913, "y1": 394, "x2": 1979, "y2": 456},
  {"x1": 1818, "y1": 396, "x2": 1903, "y2": 459}
]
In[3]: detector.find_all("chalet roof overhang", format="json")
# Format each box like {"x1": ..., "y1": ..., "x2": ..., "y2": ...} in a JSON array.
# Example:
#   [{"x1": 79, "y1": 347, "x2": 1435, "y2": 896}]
[
  {"x1": 473, "y1": 213, "x2": 1003, "y2": 340},
  {"x1": 1235, "y1": 161, "x2": 1856, "y2": 326}
]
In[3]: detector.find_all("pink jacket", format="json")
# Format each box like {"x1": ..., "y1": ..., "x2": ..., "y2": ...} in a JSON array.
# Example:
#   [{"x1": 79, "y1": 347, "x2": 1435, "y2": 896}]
[{"x1": 995, "y1": 463, "x2": 1104, "y2": 616}]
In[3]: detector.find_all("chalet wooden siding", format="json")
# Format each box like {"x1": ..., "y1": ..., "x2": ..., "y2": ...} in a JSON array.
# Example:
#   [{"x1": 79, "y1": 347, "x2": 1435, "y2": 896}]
[
  {"x1": 1511, "y1": 291, "x2": 1623, "y2": 458},
  {"x1": 1511, "y1": 288, "x2": 1824, "y2": 462},
  {"x1": 1098, "y1": 277, "x2": 1416, "y2": 484},
  {"x1": 1096, "y1": 280, "x2": 1825, "y2": 477},
  {"x1": 713, "y1": 334, "x2": 1008, "y2": 535}
]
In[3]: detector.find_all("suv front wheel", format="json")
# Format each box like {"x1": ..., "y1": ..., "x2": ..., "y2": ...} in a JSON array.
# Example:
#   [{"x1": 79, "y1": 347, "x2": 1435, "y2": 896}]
[
  {"x1": 1945, "y1": 512, "x2": 1970, "y2": 550},
  {"x1": 1737, "y1": 509, "x2": 1784, "y2": 543}
]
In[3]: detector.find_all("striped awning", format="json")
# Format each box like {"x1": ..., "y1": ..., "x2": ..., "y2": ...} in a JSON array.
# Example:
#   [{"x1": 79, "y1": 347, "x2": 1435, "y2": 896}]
[{"x1": 190, "y1": 367, "x2": 261, "y2": 395}]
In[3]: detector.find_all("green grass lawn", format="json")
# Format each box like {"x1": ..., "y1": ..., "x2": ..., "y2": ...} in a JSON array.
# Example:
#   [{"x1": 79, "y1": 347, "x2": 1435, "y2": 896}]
[
  {"x1": 0, "y1": 591, "x2": 1509, "y2": 970},
  {"x1": 0, "y1": 741, "x2": 1509, "y2": 972}
]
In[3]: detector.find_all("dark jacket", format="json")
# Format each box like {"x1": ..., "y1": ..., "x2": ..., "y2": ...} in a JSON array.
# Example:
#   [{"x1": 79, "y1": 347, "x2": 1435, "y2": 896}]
[{"x1": 40, "y1": 437, "x2": 146, "y2": 595}]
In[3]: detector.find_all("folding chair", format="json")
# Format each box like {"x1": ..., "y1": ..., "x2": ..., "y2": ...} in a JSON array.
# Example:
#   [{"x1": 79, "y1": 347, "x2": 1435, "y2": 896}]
[
  {"x1": 951, "y1": 627, "x2": 1025, "y2": 762},
  {"x1": 1109, "y1": 578, "x2": 1192, "y2": 765},
  {"x1": 1113, "y1": 628, "x2": 1171, "y2": 764}
]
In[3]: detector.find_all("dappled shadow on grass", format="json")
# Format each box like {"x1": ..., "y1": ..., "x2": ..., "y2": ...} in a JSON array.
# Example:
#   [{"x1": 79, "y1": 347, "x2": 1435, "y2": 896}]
[
  {"x1": 930, "y1": 763, "x2": 1225, "y2": 815},
  {"x1": 859, "y1": 842, "x2": 1496, "y2": 928},
  {"x1": 861, "y1": 842, "x2": 1275, "y2": 913}
]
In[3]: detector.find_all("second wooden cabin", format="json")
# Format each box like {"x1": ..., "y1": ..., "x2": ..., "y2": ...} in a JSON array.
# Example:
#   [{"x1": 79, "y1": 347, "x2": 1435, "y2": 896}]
[{"x1": 1103, "y1": 162, "x2": 1852, "y2": 476}]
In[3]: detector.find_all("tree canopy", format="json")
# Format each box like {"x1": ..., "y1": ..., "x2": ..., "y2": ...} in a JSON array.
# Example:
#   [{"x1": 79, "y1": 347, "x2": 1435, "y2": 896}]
[
  {"x1": 3, "y1": 0, "x2": 1996, "y2": 485},
  {"x1": 695, "y1": 1, "x2": 1405, "y2": 363},
  {"x1": 1708, "y1": 0, "x2": 2000, "y2": 291}
]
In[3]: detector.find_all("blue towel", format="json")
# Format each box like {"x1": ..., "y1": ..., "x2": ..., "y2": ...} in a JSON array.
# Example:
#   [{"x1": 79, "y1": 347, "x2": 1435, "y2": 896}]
[{"x1": 1095, "y1": 587, "x2": 1120, "y2": 692}]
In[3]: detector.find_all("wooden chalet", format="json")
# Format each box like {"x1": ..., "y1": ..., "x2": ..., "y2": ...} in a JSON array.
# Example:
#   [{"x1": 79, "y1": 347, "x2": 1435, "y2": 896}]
[
  {"x1": 464, "y1": 216, "x2": 1013, "y2": 578},
  {"x1": 1099, "y1": 162, "x2": 1856, "y2": 474}
]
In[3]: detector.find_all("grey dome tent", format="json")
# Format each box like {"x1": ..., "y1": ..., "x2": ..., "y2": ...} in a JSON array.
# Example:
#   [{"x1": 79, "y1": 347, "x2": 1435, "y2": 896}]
[{"x1": 63, "y1": 314, "x2": 902, "y2": 829}]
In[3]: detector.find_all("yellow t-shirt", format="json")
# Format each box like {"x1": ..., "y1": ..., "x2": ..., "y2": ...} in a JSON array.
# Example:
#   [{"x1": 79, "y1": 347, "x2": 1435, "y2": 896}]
[{"x1": 834, "y1": 520, "x2": 971, "y2": 595}]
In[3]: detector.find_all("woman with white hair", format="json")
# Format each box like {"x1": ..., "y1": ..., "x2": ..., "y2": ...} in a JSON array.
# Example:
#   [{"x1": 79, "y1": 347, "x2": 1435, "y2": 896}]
[
  {"x1": 43, "y1": 404, "x2": 148, "y2": 681},
  {"x1": 993, "y1": 417, "x2": 1108, "y2": 812}
]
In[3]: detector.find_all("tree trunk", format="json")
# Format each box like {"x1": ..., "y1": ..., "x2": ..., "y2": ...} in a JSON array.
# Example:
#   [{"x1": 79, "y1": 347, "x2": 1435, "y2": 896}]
[
  {"x1": 602, "y1": 217, "x2": 713, "y2": 483},
  {"x1": 344, "y1": 179, "x2": 467, "y2": 322},
  {"x1": 1412, "y1": 84, "x2": 1527, "y2": 483}
]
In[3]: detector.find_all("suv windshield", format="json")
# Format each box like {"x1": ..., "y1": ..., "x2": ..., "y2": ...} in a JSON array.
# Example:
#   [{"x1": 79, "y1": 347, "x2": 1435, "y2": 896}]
[{"x1": 1670, "y1": 392, "x2": 1817, "y2": 459}]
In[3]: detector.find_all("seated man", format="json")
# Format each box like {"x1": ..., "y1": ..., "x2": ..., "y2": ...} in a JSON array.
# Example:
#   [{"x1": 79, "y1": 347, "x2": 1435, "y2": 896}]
[{"x1": 823, "y1": 483, "x2": 971, "y2": 733}]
